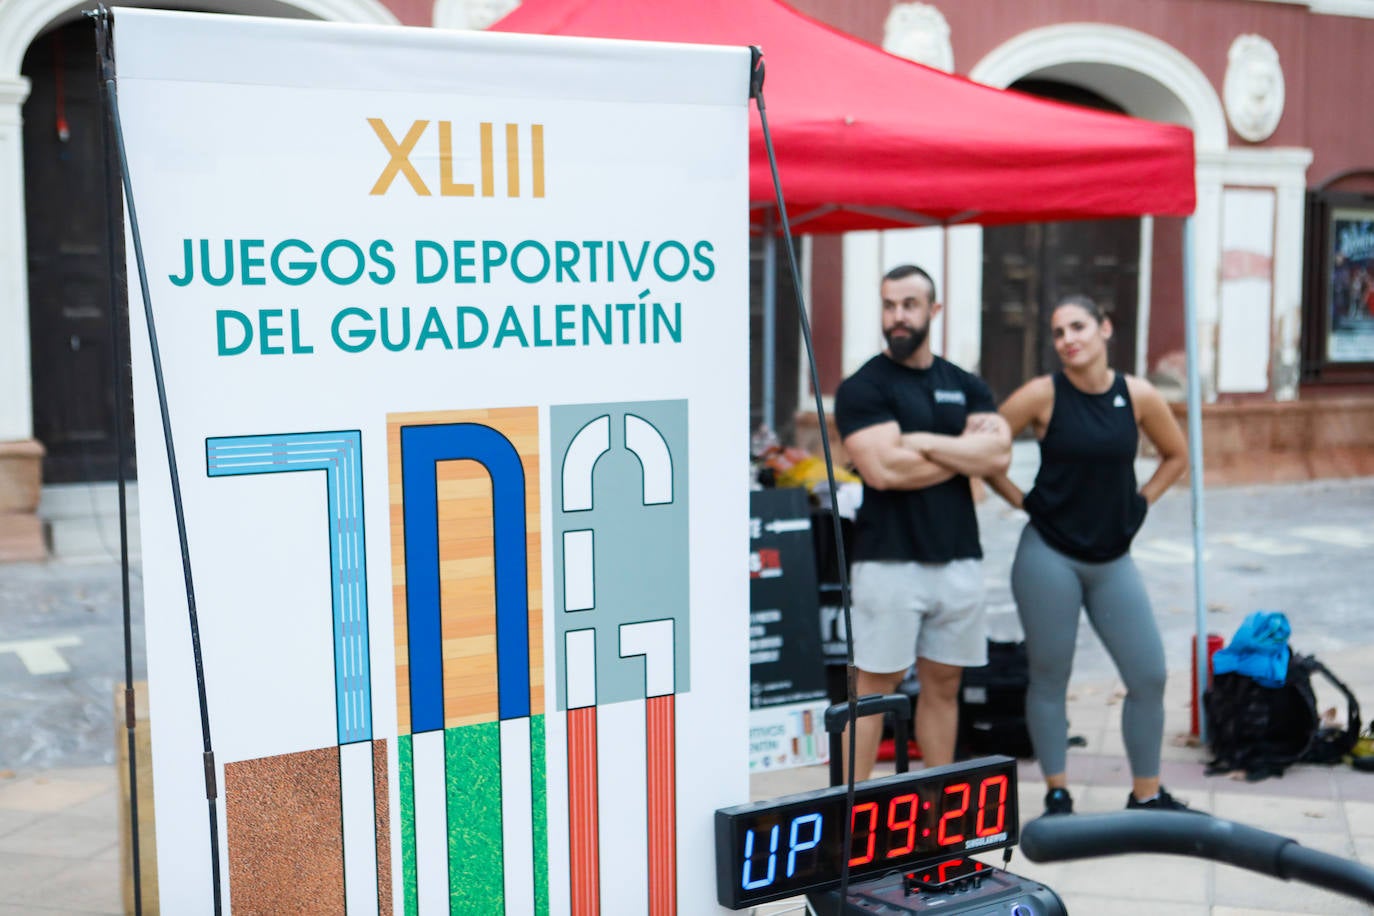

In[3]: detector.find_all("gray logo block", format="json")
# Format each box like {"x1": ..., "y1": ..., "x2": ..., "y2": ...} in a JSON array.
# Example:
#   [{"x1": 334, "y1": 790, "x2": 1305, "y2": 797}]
[{"x1": 551, "y1": 400, "x2": 689, "y2": 710}]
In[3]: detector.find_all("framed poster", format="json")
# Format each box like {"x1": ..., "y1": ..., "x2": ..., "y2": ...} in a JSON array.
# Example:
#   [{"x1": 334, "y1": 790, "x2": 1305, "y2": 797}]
[
  {"x1": 1301, "y1": 190, "x2": 1374, "y2": 384},
  {"x1": 1326, "y1": 208, "x2": 1374, "y2": 363}
]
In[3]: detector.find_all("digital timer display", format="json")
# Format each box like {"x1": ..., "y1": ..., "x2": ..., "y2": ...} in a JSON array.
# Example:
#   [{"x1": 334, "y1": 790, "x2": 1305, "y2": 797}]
[{"x1": 714, "y1": 757, "x2": 1019, "y2": 909}]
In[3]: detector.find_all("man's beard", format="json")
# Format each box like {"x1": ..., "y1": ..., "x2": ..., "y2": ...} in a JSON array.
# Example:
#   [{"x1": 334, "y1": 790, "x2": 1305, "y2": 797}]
[{"x1": 885, "y1": 323, "x2": 929, "y2": 362}]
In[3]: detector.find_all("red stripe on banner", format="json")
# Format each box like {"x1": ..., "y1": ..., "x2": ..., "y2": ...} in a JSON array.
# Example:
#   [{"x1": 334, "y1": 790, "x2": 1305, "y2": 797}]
[
  {"x1": 647, "y1": 695, "x2": 677, "y2": 916},
  {"x1": 568, "y1": 707, "x2": 600, "y2": 916}
]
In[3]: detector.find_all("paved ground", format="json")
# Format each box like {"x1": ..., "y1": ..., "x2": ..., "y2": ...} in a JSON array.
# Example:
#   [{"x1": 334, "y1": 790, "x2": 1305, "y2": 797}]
[
  {"x1": 0, "y1": 472, "x2": 1372, "y2": 913},
  {"x1": 0, "y1": 562, "x2": 144, "y2": 770}
]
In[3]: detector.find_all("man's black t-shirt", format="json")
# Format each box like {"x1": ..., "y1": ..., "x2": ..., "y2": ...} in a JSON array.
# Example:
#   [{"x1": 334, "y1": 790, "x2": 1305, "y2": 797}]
[{"x1": 834, "y1": 354, "x2": 997, "y2": 563}]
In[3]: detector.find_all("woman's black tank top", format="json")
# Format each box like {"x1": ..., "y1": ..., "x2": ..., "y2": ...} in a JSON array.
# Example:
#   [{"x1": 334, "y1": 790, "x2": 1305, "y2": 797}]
[{"x1": 1022, "y1": 371, "x2": 1147, "y2": 562}]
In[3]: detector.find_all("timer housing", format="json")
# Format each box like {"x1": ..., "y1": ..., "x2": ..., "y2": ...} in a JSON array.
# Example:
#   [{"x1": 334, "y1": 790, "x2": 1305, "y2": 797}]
[{"x1": 715, "y1": 756, "x2": 1019, "y2": 909}]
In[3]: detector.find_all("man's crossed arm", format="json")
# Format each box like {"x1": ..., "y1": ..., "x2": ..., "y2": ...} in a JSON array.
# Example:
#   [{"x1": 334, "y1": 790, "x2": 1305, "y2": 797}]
[
  {"x1": 844, "y1": 413, "x2": 1011, "y2": 492},
  {"x1": 903, "y1": 412, "x2": 1012, "y2": 480}
]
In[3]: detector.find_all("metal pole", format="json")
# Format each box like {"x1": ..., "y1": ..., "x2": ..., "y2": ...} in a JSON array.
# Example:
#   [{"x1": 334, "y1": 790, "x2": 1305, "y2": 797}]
[
  {"x1": 762, "y1": 210, "x2": 777, "y2": 434},
  {"x1": 1183, "y1": 215, "x2": 1210, "y2": 744},
  {"x1": 93, "y1": 8, "x2": 223, "y2": 909},
  {"x1": 92, "y1": 10, "x2": 143, "y2": 907}
]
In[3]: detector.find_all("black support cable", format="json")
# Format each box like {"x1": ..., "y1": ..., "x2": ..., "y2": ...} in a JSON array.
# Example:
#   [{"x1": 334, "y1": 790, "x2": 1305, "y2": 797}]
[
  {"x1": 87, "y1": 9, "x2": 142, "y2": 913},
  {"x1": 90, "y1": 9, "x2": 223, "y2": 912},
  {"x1": 748, "y1": 46, "x2": 861, "y2": 904}
]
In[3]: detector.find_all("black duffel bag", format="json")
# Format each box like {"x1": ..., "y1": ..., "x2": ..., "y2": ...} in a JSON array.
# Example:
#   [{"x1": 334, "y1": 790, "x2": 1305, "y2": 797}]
[{"x1": 958, "y1": 640, "x2": 1035, "y2": 759}]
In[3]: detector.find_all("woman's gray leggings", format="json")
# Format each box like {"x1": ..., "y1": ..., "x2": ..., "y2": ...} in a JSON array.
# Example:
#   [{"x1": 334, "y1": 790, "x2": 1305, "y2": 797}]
[{"x1": 1011, "y1": 524, "x2": 1166, "y2": 778}]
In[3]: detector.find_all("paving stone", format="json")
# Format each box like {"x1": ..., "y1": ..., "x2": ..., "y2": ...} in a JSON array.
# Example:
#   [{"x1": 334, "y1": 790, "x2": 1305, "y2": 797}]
[
  {"x1": 0, "y1": 773, "x2": 111, "y2": 813},
  {"x1": 0, "y1": 812, "x2": 119, "y2": 859}
]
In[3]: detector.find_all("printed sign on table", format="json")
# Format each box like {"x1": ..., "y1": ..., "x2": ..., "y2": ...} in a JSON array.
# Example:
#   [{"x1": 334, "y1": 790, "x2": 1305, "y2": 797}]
[
  {"x1": 748, "y1": 488, "x2": 827, "y2": 708},
  {"x1": 748, "y1": 488, "x2": 828, "y2": 771},
  {"x1": 116, "y1": 10, "x2": 749, "y2": 913}
]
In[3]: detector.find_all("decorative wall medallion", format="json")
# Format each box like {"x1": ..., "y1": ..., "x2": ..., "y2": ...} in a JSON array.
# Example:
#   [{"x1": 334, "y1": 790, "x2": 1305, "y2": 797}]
[
  {"x1": 1224, "y1": 34, "x2": 1284, "y2": 143},
  {"x1": 883, "y1": 3, "x2": 954, "y2": 73}
]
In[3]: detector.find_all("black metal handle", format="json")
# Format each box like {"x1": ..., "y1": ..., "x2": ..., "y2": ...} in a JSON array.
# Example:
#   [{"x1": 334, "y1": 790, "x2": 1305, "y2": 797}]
[{"x1": 824, "y1": 693, "x2": 913, "y2": 786}]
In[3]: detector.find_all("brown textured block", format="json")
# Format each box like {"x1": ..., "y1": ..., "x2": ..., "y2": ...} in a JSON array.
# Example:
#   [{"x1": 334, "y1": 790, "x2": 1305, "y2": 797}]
[
  {"x1": 225, "y1": 746, "x2": 344, "y2": 915},
  {"x1": 374, "y1": 739, "x2": 391, "y2": 916}
]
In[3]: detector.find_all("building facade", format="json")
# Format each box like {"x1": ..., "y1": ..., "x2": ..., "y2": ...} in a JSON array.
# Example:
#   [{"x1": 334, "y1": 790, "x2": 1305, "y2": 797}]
[
  {"x1": 791, "y1": 0, "x2": 1374, "y2": 489},
  {"x1": 3, "y1": 0, "x2": 1373, "y2": 558}
]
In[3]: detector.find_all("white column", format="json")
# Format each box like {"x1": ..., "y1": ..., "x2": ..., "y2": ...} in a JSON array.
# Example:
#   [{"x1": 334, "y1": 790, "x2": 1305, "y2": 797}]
[
  {"x1": 1137, "y1": 216, "x2": 1154, "y2": 378},
  {"x1": 595, "y1": 699, "x2": 647, "y2": 912},
  {"x1": 1198, "y1": 147, "x2": 1313, "y2": 401},
  {"x1": 795, "y1": 234, "x2": 812, "y2": 410},
  {"x1": 1266, "y1": 151, "x2": 1314, "y2": 400},
  {"x1": 841, "y1": 231, "x2": 882, "y2": 377},
  {"x1": 562, "y1": 530, "x2": 595, "y2": 612},
  {"x1": 1193, "y1": 155, "x2": 1226, "y2": 403},
  {"x1": 499, "y1": 718, "x2": 535, "y2": 916},
  {"x1": 339, "y1": 741, "x2": 381, "y2": 915},
  {"x1": 944, "y1": 225, "x2": 983, "y2": 373},
  {"x1": 0, "y1": 77, "x2": 32, "y2": 441},
  {"x1": 411, "y1": 729, "x2": 450, "y2": 914},
  {"x1": 1216, "y1": 188, "x2": 1276, "y2": 393}
]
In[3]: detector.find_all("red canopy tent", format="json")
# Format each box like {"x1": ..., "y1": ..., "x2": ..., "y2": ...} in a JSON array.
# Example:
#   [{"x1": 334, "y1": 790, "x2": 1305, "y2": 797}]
[
  {"x1": 494, "y1": 0, "x2": 1216, "y2": 739},
  {"x1": 491, "y1": 0, "x2": 1196, "y2": 233}
]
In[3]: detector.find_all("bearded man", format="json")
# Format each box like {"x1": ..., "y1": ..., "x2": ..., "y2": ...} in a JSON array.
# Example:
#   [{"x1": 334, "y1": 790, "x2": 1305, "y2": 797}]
[{"x1": 833, "y1": 264, "x2": 1011, "y2": 780}]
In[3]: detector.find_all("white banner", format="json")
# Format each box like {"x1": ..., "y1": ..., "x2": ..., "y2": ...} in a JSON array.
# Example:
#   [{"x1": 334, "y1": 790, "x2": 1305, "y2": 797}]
[{"x1": 115, "y1": 9, "x2": 750, "y2": 913}]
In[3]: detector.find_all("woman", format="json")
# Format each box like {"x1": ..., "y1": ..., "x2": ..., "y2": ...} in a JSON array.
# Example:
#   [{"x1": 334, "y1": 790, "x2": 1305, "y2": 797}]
[{"x1": 986, "y1": 295, "x2": 1192, "y2": 816}]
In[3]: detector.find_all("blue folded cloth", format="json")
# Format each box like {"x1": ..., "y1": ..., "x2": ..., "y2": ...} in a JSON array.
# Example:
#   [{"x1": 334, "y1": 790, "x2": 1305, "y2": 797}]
[{"x1": 1211, "y1": 611, "x2": 1291, "y2": 688}]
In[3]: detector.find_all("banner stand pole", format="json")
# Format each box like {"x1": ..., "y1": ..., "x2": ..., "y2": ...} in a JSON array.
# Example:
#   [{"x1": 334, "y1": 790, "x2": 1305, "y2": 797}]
[
  {"x1": 1183, "y1": 216, "x2": 1211, "y2": 745},
  {"x1": 750, "y1": 45, "x2": 861, "y2": 906},
  {"x1": 87, "y1": 7, "x2": 142, "y2": 912},
  {"x1": 90, "y1": 8, "x2": 225, "y2": 913}
]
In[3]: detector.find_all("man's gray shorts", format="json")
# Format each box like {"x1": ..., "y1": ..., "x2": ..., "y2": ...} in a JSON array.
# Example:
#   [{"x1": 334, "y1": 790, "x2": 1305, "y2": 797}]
[{"x1": 849, "y1": 559, "x2": 987, "y2": 673}]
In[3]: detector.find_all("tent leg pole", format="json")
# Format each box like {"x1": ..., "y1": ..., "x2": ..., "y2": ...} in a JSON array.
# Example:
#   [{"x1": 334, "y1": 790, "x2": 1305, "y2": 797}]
[
  {"x1": 1183, "y1": 215, "x2": 1210, "y2": 745},
  {"x1": 763, "y1": 212, "x2": 777, "y2": 435}
]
